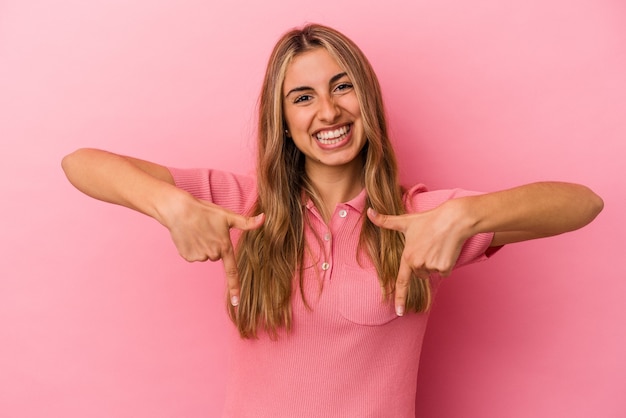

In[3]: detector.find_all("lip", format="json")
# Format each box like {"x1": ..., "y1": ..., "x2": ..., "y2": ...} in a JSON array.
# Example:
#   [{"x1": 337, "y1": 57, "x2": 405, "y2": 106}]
[
  {"x1": 311, "y1": 123, "x2": 352, "y2": 138},
  {"x1": 313, "y1": 123, "x2": 353, "y2": 150}
]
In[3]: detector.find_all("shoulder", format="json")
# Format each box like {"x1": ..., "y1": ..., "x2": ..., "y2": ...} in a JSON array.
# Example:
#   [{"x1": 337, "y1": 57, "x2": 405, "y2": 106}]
[
  {"x1": 168, "y1": 167, "x2": 257, "y2": 214},
  {"x1": 402, "y1": 183, "x2": 482, "y2": 213},
  {"x1": 168, "y1": 167, "x2": 254, "y2": 190}
]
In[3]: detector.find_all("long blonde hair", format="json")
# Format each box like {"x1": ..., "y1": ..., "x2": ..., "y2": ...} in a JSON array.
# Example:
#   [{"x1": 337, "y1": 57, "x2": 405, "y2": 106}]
[{"x1": 230, "y1": 24, "x2": 431, "y2": 338}]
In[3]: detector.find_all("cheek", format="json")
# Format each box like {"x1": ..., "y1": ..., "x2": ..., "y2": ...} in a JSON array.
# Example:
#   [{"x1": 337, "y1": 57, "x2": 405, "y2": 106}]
[
  {"x1": 285, "y1": 109, "x2": 311, "y2": 133},
  {"x1": 351, "y1": 100, "x2": 362, "y2": 118},
  {"x1": 340, "y1": 95, "x2": 362, "y2": 119}
]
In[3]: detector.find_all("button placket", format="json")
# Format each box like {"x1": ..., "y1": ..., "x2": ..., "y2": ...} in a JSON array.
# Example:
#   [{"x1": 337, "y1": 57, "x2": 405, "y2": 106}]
[
  {"x1": 321, "y1": 228, "x2": 332, "y2": 276},
  {"x1": 321, "y1": 206, "x2": 351, "y2": 279}
]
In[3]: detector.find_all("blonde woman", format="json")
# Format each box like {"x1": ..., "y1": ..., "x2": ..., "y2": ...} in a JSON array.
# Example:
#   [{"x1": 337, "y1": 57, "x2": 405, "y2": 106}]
[{"x1": 62, "y1": 24, "x2": 602, "y2": 417}]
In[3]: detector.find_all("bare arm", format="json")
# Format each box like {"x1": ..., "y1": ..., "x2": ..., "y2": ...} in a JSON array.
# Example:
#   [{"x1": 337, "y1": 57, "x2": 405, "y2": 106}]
[
  {"x1": 367, "y1": 181, "x2": 603, "y2": 316},
  {"x1": 454, "y1": 182, "x2": 604, "y2": 247},
  {"x1": 61, "y1": 148, "x2": 264, "y2": 306},
  {"x1": 61, "y1": 148, "x2": 178, "y2": 225}
]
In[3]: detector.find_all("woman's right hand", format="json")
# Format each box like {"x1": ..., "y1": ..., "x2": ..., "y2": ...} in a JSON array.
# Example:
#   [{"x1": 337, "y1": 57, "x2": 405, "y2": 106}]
[
  {"x1": 62, "y1": 148, "x2": 265, "y2": 306},
  {"x1": 160, "y1": 190, "x2": 265, "y2": 306}
]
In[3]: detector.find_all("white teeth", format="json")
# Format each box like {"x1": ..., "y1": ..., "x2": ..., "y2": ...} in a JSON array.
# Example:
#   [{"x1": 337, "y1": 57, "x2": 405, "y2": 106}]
[{"x1": 315, "y1": 125, "x2": 350, "y2": 144}]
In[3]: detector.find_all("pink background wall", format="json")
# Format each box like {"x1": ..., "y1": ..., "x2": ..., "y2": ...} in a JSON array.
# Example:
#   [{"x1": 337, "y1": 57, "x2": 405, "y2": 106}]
[{"x1": 1, "y1": 0, "x2": 624, "y2": 417}]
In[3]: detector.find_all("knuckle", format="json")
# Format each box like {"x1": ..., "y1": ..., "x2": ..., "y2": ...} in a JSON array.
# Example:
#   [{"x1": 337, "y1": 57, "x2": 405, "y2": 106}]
[
  {"x1": 206, "y1": 249, "x2": 220, "y2": 261},
  {"x1": 395, "y1": 292, "x2": 407, "y2": 302},
  {"x1": 219, "y1": 242, "x2": 233, "y2": 256},
  {"x1": 396, "y1": 277, "x2": 410, "y2": 287},
  {"x1": 409, "y1": 259, "x2": 424, "y2": 270},
  {"x1": 428, "y1": 261, "x2": 452, "y2": 275},
  {"x1": 182, "y1": 253, "x2": 208, "y2": 263},
  {"x1": 224, "y1": 267, "x2": 238, "y2": 278},
  {"x1": 440, "y1": 264, "x2": 454, "y2": 276}
]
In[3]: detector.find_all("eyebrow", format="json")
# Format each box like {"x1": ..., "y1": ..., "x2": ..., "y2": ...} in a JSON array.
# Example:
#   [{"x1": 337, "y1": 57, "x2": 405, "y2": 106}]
[{"x1": 284, "y1": 72, "x2": 348, "y2": 98}]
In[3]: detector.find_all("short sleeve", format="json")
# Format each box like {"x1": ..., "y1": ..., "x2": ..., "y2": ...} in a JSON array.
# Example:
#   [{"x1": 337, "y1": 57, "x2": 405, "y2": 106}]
[
  {"x1": 167, "y1": 167, "x2": 257, "y2": 215},
  {"x1": 403, "y1": 184, "x2": 500, "y2": 268}
]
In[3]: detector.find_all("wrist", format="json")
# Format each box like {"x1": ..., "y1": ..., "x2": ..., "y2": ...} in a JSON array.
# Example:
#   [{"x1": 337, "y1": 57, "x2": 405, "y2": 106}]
[
  {"x1": 151, "y1": 184, "x2": 192, "y2": 229},
  {"x1": 442, "y1": 196, "x2": 481, "y2": 241}
]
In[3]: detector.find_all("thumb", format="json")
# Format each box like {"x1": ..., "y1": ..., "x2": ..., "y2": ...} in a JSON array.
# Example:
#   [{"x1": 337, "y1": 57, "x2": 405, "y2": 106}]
[
  {"x1": 367, "y1": 208, "x2": 409, "y2": 232},
  {"x1": 229, "y1": 212, "x2": 265, "y2": 231}
]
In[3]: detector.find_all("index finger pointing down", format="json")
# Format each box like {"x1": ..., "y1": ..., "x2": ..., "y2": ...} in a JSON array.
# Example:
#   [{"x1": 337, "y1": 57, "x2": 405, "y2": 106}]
[
  {"x1": 221, "y1": 245, "x2": 241, "y2": 307},
  {"x1": 394, "y1": 261, "x2": 413, "y2": 316}
]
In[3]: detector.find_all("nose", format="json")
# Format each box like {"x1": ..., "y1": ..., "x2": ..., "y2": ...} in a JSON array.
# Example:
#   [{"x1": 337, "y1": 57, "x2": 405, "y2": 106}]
[{"x1": 317, "y1": 95, "x2": 340, "y2": 123}]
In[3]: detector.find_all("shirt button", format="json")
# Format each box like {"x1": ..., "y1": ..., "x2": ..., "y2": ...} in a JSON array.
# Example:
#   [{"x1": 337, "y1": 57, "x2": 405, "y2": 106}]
[
  {"x1": 321, "y1": 262, "x2": 330, "y2": 271},
  {"x1": 339, "y1": 209, "x2": 348, "y2": 218},
  {"x1": 324, "y1": 233, "x2": 331, "y2": 241}
]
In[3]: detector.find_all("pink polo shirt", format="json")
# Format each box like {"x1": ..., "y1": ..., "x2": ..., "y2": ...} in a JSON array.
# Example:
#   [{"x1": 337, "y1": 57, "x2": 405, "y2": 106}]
[{"x1": 169, "y1": 168, "x2": 495, "y2": 418}]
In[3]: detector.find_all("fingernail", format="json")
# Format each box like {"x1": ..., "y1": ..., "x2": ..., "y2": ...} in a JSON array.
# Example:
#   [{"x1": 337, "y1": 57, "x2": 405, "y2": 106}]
[
  {"x1": 368, "y1": 208, "x2": 377, "y2": 216},
  {"x1": 230, "y1": 295, "x2": 239, "y2": 306},
  {"x1": 255, "y1": 213, "x2": 264, "y2": 221},
  {"x1": 396, "y1": 305, "x2": 404, "y2": 316}
]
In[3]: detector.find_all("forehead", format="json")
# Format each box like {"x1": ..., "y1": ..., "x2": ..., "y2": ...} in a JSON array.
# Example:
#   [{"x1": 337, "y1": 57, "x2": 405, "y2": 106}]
[{"x1": 283, "y1": 48, "x2": 345, "y2": 91}]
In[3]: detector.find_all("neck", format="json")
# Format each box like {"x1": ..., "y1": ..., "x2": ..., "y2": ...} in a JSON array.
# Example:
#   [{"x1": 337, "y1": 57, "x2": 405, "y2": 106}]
[{"x1": 304, "y1": 158, "x2": 364, "y2": 221}]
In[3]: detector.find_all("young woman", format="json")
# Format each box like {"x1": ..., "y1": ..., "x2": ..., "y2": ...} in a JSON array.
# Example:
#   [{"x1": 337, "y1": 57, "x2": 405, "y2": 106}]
[{"x1": 62, "y1": 24, "x2": 603, "y2": 417}]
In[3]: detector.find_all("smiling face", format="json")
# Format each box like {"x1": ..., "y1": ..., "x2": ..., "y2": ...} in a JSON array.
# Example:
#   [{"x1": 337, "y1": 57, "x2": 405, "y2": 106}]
[{"x1": 282, "y1": 48, "x2": 366, "y2": 180}]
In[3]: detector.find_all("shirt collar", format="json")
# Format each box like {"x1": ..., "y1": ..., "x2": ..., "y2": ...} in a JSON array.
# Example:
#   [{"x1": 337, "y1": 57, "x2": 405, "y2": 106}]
[{"x1": 304, "y1": 188, "x2": 367, "y2": 214}]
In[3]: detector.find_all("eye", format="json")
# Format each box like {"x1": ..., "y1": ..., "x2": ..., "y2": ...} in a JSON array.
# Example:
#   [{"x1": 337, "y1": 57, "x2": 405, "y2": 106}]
[
  {"x1": 334, "y1": 82, "x2": 353, "y2": 93},
  {"x1": 293, "y1": 94, "x2": 312, "y2": 104}
]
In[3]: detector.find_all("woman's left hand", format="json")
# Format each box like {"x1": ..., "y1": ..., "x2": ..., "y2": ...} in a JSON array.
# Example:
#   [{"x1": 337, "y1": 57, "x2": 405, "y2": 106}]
[
  {"x1": 367, "y1": 203, "x2": 469, "y2": 316},
  {"x1": 367, "y1": 182, "x2": 604, "y2": 317}
]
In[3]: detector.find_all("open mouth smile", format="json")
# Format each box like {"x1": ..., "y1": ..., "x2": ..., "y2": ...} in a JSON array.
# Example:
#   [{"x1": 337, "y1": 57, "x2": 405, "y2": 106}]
[{"x1": 314, "y1": 124, "x2": 351, "y2": 145}]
